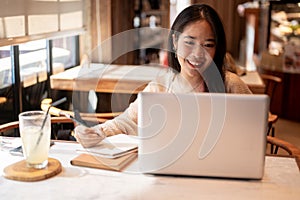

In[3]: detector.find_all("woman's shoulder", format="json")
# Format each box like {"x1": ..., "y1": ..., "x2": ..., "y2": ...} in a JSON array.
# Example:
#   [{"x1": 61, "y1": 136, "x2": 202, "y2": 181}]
[
  {"x1": 143, "y1": 68, "x2": 176, "y2": 92},
  {"x1": 225, "y1": 70, "x2": 250, "y2": 84},
  {"x1": 225, "y1": 71, "x2": 252, "y2": 94},
  {"x1": 225, "y1": 70, "x2": 241, "y2": 78}
]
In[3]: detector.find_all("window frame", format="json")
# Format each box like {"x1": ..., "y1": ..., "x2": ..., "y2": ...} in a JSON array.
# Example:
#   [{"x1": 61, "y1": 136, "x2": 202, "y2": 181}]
[{"x1": 0, "y1": 35, "x2": 80, "y2": 120}]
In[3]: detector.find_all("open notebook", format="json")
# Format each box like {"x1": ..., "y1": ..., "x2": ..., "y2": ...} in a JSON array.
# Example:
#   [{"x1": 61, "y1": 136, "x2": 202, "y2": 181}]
[{"x1": 76, "y1": 134, "x2": 138, "y2": 158}]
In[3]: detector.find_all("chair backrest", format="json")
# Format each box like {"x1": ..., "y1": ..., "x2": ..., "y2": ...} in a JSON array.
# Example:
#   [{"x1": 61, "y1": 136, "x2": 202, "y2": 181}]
[
  {"x1": 0, "y1": 117, "x2": 74, "y2": 136},
  {"x1": 259, "y1": 74, "x2": 282, "y2": 105},
  {"x1": 41, "y1": 98, "x2": 121, "y2": 124}
]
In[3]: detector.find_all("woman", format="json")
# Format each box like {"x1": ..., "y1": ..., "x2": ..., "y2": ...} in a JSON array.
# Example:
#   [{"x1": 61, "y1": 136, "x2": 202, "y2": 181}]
[{"x1": 75, "y1": 4, "x2": 251, "y2": 147}]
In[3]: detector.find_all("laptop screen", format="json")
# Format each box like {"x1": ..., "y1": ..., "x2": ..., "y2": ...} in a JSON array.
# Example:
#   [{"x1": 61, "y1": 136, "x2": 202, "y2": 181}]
[{"x1": 138, "y1": 92, "x2": 269, "y2": 179}]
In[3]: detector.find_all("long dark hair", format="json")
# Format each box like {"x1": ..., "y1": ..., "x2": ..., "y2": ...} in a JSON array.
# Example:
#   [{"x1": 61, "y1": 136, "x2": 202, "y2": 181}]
[{"x1": 167, "y1": 4, "x2": 226, "y2": 83}]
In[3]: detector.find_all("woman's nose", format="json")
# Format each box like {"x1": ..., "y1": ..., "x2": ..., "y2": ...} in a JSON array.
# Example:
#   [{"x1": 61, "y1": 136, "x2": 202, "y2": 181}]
[{"x1": 192, "y1": 44, "x2": 205, "y2": 57}]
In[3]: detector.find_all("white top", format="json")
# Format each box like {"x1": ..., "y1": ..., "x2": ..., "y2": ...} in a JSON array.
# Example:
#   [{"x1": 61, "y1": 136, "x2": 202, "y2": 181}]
[
  {"x1": 99, "y1": 70, "x2": 252, "y2": 136},
  {"x1": 1, "y1": 138, "x2": 300, "y2": 200}
]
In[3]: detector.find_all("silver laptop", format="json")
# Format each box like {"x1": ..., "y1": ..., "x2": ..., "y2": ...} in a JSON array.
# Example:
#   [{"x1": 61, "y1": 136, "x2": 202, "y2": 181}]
[{"x1": 137, "y1": 92, "x2": 269, "y2": 179}]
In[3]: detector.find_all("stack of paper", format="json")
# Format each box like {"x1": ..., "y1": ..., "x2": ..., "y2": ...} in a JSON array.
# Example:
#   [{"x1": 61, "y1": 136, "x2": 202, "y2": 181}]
[
  {"x1": 76, "y1": 134, "x2": 138, "y2": 158},
  {"x1": 71, "y1": 134, "x2": 138, "y2": 171}
]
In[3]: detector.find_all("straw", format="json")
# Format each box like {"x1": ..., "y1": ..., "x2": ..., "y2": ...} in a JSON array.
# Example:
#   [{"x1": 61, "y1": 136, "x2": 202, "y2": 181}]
[{"x1": 35, "y1": 97, "x2": 67, "y2": 148}]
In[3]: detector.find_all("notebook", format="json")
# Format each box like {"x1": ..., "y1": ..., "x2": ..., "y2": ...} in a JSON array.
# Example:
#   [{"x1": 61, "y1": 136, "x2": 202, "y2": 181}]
[
  {"x1": 71, "y1": 134, "x2": 138, "y2": 171},
  {"x1": 76, "y1": 134, "x2": 138, "y2": 158},
  {"x1": 70, "y1": 152, "x2": 137, "y2": 172},
  {"x1": 137, "y1": 92, "x2": 269, "y2": 179}
]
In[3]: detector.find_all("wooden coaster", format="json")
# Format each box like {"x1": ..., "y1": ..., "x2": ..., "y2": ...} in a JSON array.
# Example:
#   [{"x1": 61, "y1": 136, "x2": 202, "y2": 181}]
[{"x1": 3, "y1": 158, "x2": 62, "y2": 182}]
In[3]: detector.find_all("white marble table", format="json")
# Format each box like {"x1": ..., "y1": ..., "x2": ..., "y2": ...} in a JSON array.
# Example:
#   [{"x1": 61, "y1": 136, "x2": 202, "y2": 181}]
[{"x1": 1, "y1": 138, "x2": 299, "y2": 200}]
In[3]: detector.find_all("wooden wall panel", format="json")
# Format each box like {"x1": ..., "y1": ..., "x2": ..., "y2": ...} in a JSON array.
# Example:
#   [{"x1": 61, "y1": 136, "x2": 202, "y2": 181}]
[
  {"x1": 88, "y1": 0, "x2": 170, "y2": 65},
  {"x1": 90, "y1": 0, "x2": 112, "y2": 50},
  {"x1": 87, "y1": 0, "x2": 112, "y2": 63},
  {"x1": 111, "y1": 0, "x2": 135, "y2": 64},
  {"x1": 89, "y1": 0, "x2": 135, "y2": 64}
]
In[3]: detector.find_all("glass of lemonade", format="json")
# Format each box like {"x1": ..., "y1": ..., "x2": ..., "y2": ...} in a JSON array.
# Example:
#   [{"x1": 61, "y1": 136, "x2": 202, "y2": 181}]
[{"x1": 19, "y1": 111, "x2": 51, "y2": 169}]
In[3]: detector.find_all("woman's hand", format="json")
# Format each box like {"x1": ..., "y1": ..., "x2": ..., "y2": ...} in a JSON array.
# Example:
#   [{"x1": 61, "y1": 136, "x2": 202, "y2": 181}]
[{"x1": 74, "y1": 125, "x2": 106, "y2": 148}]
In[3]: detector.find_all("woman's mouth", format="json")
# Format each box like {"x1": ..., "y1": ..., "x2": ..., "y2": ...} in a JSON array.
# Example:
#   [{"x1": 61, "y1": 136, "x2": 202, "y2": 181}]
[{"x1": 187, "y1": 59, "x2": 204, "y2": 68}]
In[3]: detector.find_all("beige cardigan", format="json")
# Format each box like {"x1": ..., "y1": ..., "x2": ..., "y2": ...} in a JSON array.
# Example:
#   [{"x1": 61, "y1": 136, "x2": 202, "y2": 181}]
[{"x1": 99, "y1": 70, "x2": 252, "y2": 136}]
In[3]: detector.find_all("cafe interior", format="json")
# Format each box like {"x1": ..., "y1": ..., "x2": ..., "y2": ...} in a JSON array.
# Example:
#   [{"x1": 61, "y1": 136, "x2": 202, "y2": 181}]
[{"x1": 0, "y1": 0, "x2": 300, "y2": 198}]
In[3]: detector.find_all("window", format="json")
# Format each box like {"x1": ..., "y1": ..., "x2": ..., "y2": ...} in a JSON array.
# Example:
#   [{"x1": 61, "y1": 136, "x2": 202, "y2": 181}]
[
  {"x1": 0, "y1": 0, "x2": 85, "y2": 121},
  {"x1": 0, "y1": 35, "x2": 80, "y2": 122},
  {"x1": 52, "y1": 36, "x2": 79, "y2": 70},
  {"x1": 0, "y1": 36, "x2": 78, "y2": 88}
]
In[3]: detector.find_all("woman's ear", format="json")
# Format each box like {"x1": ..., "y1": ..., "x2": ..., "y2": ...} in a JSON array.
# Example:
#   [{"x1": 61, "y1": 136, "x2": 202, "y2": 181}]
[{"x1": 172, "y1": 34, "x2": 177, "y2": 51}]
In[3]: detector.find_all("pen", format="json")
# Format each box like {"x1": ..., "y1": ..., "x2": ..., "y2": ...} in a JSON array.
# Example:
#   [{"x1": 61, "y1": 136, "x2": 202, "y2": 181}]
[
  {"x1": 63, "y1": 113, "x2": 90, "y2": 127},
  {"x1": 36, "y1": 97, "x2": 68, "y2": 148}
]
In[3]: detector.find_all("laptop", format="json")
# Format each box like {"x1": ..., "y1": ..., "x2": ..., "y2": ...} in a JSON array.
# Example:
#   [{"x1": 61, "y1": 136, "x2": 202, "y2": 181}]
[{"x1": 137, "y1": 92, "x2": 269, "y2": 179}]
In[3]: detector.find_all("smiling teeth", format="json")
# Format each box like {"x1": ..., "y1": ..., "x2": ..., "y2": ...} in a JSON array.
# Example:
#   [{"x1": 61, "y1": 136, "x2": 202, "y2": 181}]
[{"x1": 189, "y1": 61, "x2": 202, "y2": 66}]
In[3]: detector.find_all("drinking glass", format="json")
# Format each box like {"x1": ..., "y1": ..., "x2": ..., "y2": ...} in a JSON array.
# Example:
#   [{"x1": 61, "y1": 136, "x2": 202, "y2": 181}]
[{"x1": 19, "y1": 111, "x2": 51, "y2": 169}]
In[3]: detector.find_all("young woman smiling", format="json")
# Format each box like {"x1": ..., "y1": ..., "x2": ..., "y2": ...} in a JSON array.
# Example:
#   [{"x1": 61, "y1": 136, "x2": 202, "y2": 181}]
[{"x1": 74, "y1": 4, "x2": 252, "y2": 148}]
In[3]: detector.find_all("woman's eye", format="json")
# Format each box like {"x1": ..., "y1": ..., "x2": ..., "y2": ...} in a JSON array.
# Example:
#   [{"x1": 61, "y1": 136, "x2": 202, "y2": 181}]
[
  {"x1": 203, "y1": 43, "x2": 216, "y2": 48},
  {"x1": 184, "y1": 41, "x2": 195, "y2": 46}
]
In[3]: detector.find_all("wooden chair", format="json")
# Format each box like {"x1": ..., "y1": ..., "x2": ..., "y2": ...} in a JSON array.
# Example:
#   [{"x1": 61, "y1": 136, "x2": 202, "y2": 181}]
[
  {"x1": 267, "y1": 136, "x2": 300, "y2": 170},
  {"x1": 260, "y1": 73, "x2": 282, "y2": 137},
  {"x1": 40, "y1": 98, "x2": 121, "y2": 124},
  {"x1": 0, "y1": 116, "x2": 75, "y2": 133},
  {"x1": 0, "y1": 116, "x2": 74, "y2": 138},
  {"x1": 0, "y1": 98, "x2": 119, "y2": 139},
  {"x1": 0, "y1": 113, "x2": 116, "y2": 140}
]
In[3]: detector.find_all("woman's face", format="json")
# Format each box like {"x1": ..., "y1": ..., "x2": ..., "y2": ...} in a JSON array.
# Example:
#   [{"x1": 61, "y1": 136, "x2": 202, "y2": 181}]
[{"x1": 173, "y1": 20, "x2": 216, "y2": 79}]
